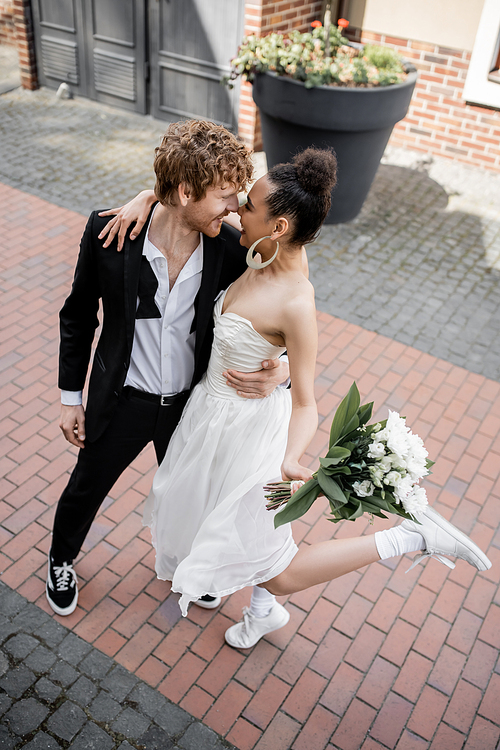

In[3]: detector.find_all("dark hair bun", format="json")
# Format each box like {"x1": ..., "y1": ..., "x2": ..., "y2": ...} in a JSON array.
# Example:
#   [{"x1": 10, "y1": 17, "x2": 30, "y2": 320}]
[{"x1": 293, "y1": 147, "x2": 337, "y2": 195}]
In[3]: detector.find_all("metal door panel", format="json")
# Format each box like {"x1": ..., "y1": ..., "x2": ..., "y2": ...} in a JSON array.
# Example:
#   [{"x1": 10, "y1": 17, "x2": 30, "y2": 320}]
[
  {"x1": 31, "y1": 0, "x2": 87, "y2": 94},
  {"x1": 150, "y1": 0, "x2": 244, "y2": 129},
  {"x1": 84, "y1": 0, "x2": 147, "y2": 113}
]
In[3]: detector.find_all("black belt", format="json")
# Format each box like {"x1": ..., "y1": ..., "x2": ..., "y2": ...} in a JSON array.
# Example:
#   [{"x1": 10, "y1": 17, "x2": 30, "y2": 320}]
[{"x1": 123, "y1": 386, "x2": 190, "y2": 407}]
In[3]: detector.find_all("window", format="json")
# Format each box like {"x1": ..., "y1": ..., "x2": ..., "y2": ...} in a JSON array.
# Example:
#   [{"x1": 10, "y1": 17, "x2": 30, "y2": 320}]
[{"x1": 463, "y1": 0, "x2": 500, "y2": 109}]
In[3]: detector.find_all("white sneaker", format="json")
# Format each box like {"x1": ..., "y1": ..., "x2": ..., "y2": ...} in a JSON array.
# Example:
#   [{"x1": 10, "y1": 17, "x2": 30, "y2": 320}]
[
  {"x1": 194, "y1": 594, "x2": 222, "y2": 609},
  {"x1": 225, "y1": 602, "x2": 290, "y2": 648},
  {"x1": 402, "y1": 506, "x2": 492, "y2": 572}
]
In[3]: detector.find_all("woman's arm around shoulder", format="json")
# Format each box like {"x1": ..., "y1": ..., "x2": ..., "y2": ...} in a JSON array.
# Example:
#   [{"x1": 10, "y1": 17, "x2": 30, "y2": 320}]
[{"x1": 98, "y1": 189, "x2": 157, "y2": 251}]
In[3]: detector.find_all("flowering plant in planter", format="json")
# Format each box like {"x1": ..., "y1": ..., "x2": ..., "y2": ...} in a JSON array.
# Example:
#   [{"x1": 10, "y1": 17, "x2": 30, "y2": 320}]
[{"x1": 223, "y1": 17, "x2": 408, "y2": 90}]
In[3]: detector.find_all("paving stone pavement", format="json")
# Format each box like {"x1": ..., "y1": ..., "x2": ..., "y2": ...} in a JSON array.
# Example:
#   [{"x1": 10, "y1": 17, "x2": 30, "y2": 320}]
[
  {"x1": 0, "y1": 86, "x2": 500, "y2": 380},
  {"x1": 0, "y1": 582, "x2": 236, "y2": 749}
]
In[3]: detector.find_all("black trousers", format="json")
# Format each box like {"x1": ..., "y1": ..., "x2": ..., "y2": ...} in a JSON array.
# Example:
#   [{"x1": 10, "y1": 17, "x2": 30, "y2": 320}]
[{"x1": 51, "y1": 388, "x2": 188, "y2": 562}]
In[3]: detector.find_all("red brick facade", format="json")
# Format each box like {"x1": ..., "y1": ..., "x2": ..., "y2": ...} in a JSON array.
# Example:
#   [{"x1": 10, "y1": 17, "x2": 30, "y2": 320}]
[
  {"x1": 2, "y1": 0, "x2": 37, "y2": 89},
  {"x1": 353, "y1": 29, "x2": 500, "y2": 173},
  {"x1": 0, "y1": 0, "x2": 15, "y2": 45}
]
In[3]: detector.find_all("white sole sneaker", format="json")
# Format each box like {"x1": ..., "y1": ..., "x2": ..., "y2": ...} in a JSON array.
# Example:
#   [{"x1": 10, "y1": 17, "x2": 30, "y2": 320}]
[
  {"x1": 402, "y1": 506, "x2": 492, "y2": 572},
  {"x1": 225, "y1": 602, "x2": 290, "y2": 649},
  {"x1": 194, "y1": 595, "x2": 222, "y2": 609},
  {"x1": 46, "y1": 553, "x2": 78, "y2": 616}
]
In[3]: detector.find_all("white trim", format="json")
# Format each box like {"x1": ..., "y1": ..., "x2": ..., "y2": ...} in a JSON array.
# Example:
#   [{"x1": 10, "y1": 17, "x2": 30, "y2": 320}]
[{"x1": 463, "y1": 0, "x2": 500, "y2": 110}]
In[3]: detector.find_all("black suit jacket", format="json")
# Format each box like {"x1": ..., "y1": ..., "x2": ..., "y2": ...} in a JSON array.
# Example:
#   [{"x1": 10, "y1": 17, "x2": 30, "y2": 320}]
[{"x1": 59, "y1": 206, "x2": 246, "y2": 442}]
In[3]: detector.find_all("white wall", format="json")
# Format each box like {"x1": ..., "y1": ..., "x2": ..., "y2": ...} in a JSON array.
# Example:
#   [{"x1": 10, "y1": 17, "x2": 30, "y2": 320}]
[{"x1": 349, "y1": 0, "x2": 486, "y2": 51}]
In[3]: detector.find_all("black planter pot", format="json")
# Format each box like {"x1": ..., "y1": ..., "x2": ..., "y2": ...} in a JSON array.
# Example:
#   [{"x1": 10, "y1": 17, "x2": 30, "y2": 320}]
[{"x1": 252, "y1": 69, "x2": 418, "y2": 223}]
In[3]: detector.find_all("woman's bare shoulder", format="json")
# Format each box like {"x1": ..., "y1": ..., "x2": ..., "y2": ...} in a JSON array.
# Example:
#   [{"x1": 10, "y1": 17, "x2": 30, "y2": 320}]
[{"x1": 281, "y1": 275, "x2": 316, "y2": 326}]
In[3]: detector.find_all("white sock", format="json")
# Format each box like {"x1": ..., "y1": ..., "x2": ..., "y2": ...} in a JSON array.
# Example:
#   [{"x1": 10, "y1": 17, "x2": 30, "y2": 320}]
[
  {"x1": 375, "y1": 525, "x2": 425, "y2": 560},
  {"x1": 250, "y1": 585, "x2": 276, "y2": 618}
]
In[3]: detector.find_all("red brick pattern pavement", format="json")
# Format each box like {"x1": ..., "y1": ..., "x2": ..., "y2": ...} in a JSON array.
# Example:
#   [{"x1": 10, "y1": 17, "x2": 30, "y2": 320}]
[{"x1": 1, "y1": 182, "x2": 499, "y2": 749}]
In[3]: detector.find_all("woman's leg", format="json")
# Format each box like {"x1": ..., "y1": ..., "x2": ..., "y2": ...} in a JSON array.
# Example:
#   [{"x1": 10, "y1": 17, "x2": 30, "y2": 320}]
[
  {"x1": 225, "y1": 508, "x2": 491, "y2": 649},
  {"x1": 264, "y1": 507, "x2": 491, "y2": 597},
  {"x1": 249, "y1": 585, "x2": 276, "y2": 617},
  {"x1": 263, "y1": 534, "x2": 381, "y2": 596}
]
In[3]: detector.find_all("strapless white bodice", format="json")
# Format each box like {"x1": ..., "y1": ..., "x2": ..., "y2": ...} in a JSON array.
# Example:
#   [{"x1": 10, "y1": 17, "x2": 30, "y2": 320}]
[{"x1": 203, "y1": 290, "x2": 286, "y2": 399}]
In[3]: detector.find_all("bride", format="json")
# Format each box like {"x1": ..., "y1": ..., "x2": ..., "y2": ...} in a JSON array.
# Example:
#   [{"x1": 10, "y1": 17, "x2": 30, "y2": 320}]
[{"x1": 104, "y1": 147, "x2": 491, "y2": 649}]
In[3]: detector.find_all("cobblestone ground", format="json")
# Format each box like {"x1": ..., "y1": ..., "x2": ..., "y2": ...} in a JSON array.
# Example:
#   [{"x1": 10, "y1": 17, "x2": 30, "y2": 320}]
[
  {"x1": 1, "y1": 87, "x2": 500, "y2": 380},
  {"x1": 0, "y1": 582, "x2": 235, "y2": 750},
  {"x1": 311, "y1": 147, "x2": 500, "y2": 381}
]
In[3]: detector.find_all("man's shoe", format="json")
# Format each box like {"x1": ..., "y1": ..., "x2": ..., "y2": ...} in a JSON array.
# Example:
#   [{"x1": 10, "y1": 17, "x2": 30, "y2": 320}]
[
  {"x1": 46, "y1": 552, "x2": 78, "y2": 616},
  {"x1": 402, "y1": 506, "x2": 492, "y2": 572},
  {"x1": 225, "y1": 602, "x2": 290, "y2": 648},
  {"x1": 194, "y1": 594, "x2": 222, "y2": 609}
]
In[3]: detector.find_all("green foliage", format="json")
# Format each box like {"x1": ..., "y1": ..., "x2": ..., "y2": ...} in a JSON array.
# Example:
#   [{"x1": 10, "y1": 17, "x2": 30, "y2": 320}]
[
  {"x1": 363, "y1": 44, "x2": 403, "y2": 72},
  {"x1": 222, "y1": 26, "x2": 407, "y2": 90},
  {"x1": 272, "y1": 382, "x2": 418, "y2": 529}
]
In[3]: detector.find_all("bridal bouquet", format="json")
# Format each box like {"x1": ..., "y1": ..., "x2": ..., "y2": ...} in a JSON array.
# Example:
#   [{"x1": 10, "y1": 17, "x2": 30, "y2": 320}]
[{"x1": 266, "y1": 382, "x2": 433, "y2": 529}]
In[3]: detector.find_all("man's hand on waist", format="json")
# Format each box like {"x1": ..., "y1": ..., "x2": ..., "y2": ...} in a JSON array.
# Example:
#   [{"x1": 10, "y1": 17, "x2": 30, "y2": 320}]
[{"x1": 223, "y1": 358, "x2": 290, "y2": 399}]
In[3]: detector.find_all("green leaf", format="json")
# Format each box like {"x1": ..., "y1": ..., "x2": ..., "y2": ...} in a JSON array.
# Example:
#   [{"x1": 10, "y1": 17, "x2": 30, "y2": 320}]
[
  {"x1": 357, "y1": 402, "x2": 373, "y2": 426},
  {"x1": 346, "y1": 500, "x2": 365, "y2": 520},
  {"x1": 273, "y1": 481, "x2": 321, "y2": 528},
  {"x1": 342, "y1": 414, "x2": 360, "y2": 439},
  {"x1": 317, "y1": 471, "x2": 348, "y2": 509},
  {"x1": 329, "y1": 382, "x2": 360, "y2": 448},
  {"x1": 321, "y1": 447, "x2": 351, "y2": 464}
]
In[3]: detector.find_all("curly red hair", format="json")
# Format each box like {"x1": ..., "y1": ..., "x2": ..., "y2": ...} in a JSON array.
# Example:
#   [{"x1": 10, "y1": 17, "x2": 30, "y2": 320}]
[{"x1": 154, "y1": 120, "x2": 254, "y2": 205}]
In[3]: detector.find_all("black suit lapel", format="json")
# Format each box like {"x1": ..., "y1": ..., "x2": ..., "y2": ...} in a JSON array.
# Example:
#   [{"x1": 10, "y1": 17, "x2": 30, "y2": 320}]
[
  {"x1": 194, "y1": 232, "x2": 226, "y2": 364},
  {"x1": 123, "y1": 205, "x2": 157, "y2": 354}
]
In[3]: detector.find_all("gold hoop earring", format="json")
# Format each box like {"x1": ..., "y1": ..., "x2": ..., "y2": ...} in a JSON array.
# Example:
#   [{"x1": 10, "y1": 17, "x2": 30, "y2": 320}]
[{"x1": 246, "y1": 236, "x2": 279, "y2": 270}]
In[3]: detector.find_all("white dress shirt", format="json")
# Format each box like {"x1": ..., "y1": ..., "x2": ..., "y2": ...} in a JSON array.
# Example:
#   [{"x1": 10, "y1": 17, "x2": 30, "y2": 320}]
[{"x1": 61, "y1": 215, "x2": 203, "y2": 404}]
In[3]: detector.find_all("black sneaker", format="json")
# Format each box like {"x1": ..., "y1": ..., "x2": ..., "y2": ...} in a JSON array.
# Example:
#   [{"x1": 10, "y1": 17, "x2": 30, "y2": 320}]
[{"x1": 46, "y1": 552, "x2": 78, "y2": 616}]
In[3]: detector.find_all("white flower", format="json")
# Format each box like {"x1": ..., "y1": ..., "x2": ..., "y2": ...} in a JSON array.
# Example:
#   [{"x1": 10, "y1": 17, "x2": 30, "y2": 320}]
[
  {"x1": 368, "y1": 441, "x2": 385, "y2": 459},
  {"x1": 390, "y1": 455, "x2": 407, "y2": 472},
  {"x1": 384, "y1": 471, "x2": 402, "y2": 487},
  {"x1": 379, "y1": 455, "x2": 393, "y2": 473},
  {"x1": 353, "y1": 480, "x2": 375, "y2": 497},
  {"x1": 402, "y1": 486, "x2": 428, "y2": 515},
  {"x1": 369, "y1": 465, "x2": 385, "y2": 487},
  {"x1": 384, "y1": 411, "x2": 411, "y2": 459},
  {"x1": 393, "y1": 475, "x2": 414, "y2": 504},
  {"x1": 405, "y1": 435, "x2": 429, "y2": 479}
]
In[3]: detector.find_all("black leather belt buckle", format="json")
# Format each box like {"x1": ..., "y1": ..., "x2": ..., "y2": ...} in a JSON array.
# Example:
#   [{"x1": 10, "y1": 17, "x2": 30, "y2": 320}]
[{"x1": 160, "y1": 394, "x2": 175, "y2": 406}]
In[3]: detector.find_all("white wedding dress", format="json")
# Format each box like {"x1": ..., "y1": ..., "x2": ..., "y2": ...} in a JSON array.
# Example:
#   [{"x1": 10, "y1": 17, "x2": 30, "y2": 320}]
[{"x1": 143, "y1": 288, "x2": 298, "y2": 616}]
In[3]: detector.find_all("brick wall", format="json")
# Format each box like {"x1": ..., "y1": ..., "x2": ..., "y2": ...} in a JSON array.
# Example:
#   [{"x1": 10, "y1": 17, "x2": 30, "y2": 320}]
[
  {"x1": 238, "y1": 0, "x2": 324, "y2": 150},
  {"x1": 2, "y1": 0, "x2": 37, "y2": 88},
  {"x1": 353, "y1": 29, "x2": 500, "y2": 173},
  {"x1": 0, "y1": 0, "x2": 15, "y2": 45},
  {"x1": 13, "y1": 0, "x2": 38, "y2": 89}
]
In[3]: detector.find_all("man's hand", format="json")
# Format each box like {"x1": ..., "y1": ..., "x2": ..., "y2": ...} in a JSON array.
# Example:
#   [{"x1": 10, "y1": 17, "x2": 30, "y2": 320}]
[
  {"x1": 59, "y1": 404, "x2": 86, "y2": 449},
  {"x1": 223, "y1": 358, "x2": 290, "y2": 399}
]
